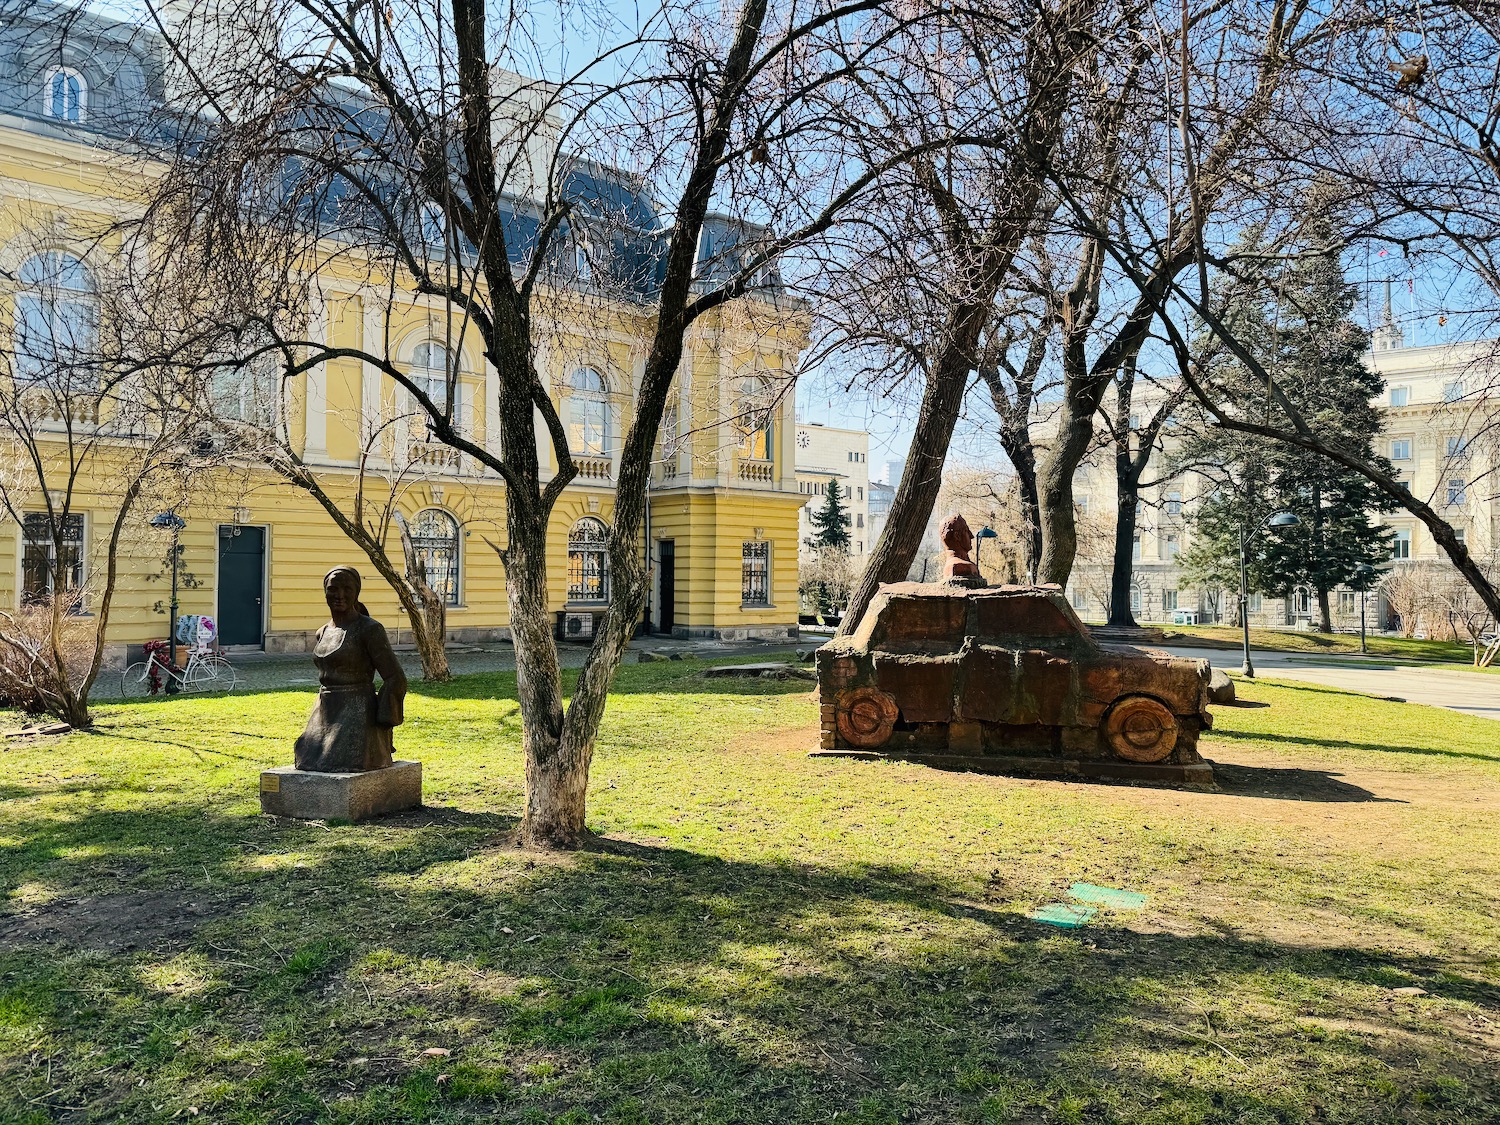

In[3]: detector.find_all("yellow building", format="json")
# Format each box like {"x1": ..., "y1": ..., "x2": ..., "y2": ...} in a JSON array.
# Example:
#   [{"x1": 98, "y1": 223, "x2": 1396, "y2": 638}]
[{"x1": 0, "y1": 3, "x2": 806, "y2": 659}]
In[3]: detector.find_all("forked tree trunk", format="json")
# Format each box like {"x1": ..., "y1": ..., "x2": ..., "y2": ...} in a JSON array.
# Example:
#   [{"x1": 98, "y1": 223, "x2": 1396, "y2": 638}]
[
  {"x1": 409, "y1": 593, "x2": 450, "y2": 679},
  {"x1": 1036, "y1": 399, "x2": 1097, "y2": 585},
  {"x1": 838, "y1": 5, "x2": 1090, "y2": 635},
  {"x1": 398, "y1": 519, "x2": 450, "y2": 680},
  {"x1": 506, "y1": 526, "x2": 577, "y2": 847}
]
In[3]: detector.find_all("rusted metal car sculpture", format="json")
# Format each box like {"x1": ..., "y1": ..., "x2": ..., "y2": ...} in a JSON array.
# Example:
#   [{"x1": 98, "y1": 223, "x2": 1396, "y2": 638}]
[{"x1": 814, "y1": 582, "x2": 1215, "y2": 786}]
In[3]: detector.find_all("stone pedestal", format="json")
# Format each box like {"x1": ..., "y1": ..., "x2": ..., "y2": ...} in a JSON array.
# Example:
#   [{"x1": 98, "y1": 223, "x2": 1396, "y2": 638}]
[{"x1": 259, "y1": 761, "x2": 422, "y2": 822}]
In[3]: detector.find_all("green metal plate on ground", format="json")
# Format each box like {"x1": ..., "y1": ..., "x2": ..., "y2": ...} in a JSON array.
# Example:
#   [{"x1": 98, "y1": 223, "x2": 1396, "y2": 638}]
[
  {"x1": 1069, "y1": 883, "x2": 1147, "y2": 910},
  {"x1": 1027, "y1": 902, "x2": 1097, "y2": 928}
]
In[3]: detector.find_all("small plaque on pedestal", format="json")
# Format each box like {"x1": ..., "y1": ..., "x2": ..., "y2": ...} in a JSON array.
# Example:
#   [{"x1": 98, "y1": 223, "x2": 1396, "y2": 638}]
[{"x1": 259, "y1": 761, "x2": 422, "y2": 822}]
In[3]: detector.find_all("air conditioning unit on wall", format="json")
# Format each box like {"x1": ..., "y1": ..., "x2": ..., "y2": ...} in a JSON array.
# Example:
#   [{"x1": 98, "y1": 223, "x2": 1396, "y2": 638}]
[{"x1": 564, "y1": 612, "x2": 594, "y2": 639}]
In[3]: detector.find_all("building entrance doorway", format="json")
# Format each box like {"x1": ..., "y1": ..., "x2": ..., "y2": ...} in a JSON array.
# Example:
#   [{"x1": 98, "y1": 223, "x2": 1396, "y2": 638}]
[
  {"x1": 217, "y1": 525, "x2": 265, "y2": 647},
  {"x1": 657, "y1": 540, "x2": 675, "y2": 635}
]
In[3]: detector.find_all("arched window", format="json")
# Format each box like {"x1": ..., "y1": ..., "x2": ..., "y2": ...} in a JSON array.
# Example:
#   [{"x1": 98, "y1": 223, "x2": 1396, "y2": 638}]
[
  {"x1": 660, "y1": 392, "x2": 680, "y2": 459},
  {"x1": 567, "y1": 516, "x2": 609, "y2": 602},
  {"x1": 44, "y1": 68, "x2": 86, "y2": 123},
  {"x1": 14, "y1": 251, "x2": 97, "y2": 383},
  {"x1": 410, "y1": 341, "x2": 455, "y2": 414},
  {"x1": 409, "y1": 508, "x2": 461, "y2": 606},
  {"x1": 568, "y1": 366, "x2": 610, "y2": 456},
  {"x1": 736, "y1": 375, "x2": 775, "y2": 460}
]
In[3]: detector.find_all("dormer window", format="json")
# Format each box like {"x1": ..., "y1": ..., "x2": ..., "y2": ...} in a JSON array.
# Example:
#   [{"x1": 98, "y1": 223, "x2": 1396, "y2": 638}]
[
  {"x1": 44, "y1": 68, "x2": 87, "y2": 123},
  {"x1": 419, "y1": 202, "x2": 446, "y2": 251}
]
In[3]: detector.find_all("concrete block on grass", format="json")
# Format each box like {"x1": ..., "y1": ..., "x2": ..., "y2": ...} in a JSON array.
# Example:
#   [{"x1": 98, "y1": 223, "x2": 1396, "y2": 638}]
[{"x1": 260, "y1": 761, "x2": 421, "y2": 822}]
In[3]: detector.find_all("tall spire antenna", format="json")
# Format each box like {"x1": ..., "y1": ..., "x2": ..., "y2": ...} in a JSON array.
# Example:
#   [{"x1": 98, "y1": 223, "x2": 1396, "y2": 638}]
[{"x1": 1373, "y1": 277, "x2": 1403, "y2": 352}]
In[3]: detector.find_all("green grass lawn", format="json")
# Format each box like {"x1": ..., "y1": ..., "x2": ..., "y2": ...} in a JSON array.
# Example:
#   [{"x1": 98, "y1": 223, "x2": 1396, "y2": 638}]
[
  {"x1": 2, "y1": 659, "x2": 1498, "y2": 1124},
  {"x1": 1159, "y1": 625, "x2": 1483, "y2": 664}
]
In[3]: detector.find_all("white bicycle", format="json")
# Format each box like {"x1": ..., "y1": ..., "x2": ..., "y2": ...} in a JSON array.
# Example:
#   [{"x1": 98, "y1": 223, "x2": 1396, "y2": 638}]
[{"x1": 120, "y1": 615, "x2": 239, "y2": 696}]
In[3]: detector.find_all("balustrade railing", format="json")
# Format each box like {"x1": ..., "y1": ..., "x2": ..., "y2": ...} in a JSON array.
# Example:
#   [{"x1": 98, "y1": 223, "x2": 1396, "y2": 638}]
[
  {"x1": 410, "y1": 439, "x2": 462, "y2": 472},
  {"x1": 737, "y1": 458, "x2": 774, "y2": 485},
  {"x1": 575, "y1": 454, "x2": 613, "y2": 481}
]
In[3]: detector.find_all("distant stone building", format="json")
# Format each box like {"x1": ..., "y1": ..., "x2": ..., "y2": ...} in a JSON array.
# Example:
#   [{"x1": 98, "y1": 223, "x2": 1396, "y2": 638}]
[
  {"x1": 1065, "y1": 320, "x2": 1497, "y2": 629},
  {"x1": 795, "y1": 423, "x2": 873, "y2": 561}
]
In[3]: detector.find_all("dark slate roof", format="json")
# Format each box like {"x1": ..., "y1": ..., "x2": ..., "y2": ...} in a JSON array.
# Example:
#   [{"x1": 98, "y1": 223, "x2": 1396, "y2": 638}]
[
  {"x1": 0, "y1": 0, "x2": 174, "y2": 143},
  {"x1": 1, "y1": 0, "x2": 782, "y2": 303}
]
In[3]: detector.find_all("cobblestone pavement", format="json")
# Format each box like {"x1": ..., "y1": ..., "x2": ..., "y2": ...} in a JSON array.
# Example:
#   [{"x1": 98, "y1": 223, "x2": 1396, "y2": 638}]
[
  {"x1": 1158, "y1": 645, "x2": 1500, "y2": 722},
  {"x1": 105, "y1": 633, "x2": 812, "y2": 699}
]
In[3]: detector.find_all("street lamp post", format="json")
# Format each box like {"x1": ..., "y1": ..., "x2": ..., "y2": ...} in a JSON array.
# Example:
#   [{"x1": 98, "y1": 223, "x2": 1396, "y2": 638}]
[
  {"x1": 1353, "y1": 562, "x2": 1377, "y2": 654},
  {"x1": 150, "y1": 512, "x2": 187, "y2": 692},
  {"x1": 974, "y1": 526, "x2": 998, "y2": 579},
  {"x1": 1239, "y1": 510, "x2": 1299, "y2": 679}
]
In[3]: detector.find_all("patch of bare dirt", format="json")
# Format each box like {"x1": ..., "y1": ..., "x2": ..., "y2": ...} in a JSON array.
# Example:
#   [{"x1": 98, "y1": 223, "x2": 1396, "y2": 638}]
[{"x1": 0, "y1": 888, "x2": 244, "y2": 953}]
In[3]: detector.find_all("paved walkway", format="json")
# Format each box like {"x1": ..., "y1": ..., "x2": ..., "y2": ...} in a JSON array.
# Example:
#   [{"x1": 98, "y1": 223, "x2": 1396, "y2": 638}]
[
  {"x1": 1157, "y1": 645, "x2": 1500, "y2": 722},
  {"x1": 106, "y1": 633, "x2": 804, "y2": 699}
]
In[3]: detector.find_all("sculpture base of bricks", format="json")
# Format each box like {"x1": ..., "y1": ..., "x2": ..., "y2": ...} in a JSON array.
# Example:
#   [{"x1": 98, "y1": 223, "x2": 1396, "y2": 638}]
[{"x1": 814, "y1": 583, "x2": 1215, "y2": 788}]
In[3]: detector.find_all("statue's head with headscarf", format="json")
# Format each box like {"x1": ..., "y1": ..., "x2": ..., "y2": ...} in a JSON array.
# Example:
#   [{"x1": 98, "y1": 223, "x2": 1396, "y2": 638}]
[{"x1": 323, "y1": 565, "x2": 371, "y2": 620}]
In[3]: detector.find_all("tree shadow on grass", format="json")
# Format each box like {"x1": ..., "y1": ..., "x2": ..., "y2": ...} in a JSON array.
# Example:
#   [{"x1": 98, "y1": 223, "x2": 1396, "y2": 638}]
[
  {"x1": 2, "y1": 799, "x2": 1498, "y2": 1123},
  {"x1": 1211, "y1": 726, "x2": 1500, "y2": 767}
]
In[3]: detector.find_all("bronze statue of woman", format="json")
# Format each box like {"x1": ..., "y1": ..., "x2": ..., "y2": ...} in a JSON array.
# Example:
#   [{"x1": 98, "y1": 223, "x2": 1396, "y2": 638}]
[{"x1": 294, "y1": 566, "x2": 408, "y2": 772}]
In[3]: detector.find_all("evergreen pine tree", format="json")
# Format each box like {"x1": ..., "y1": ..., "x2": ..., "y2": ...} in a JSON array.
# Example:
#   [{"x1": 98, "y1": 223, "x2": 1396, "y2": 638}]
[
  {"x1": 1180, "y1": 206, "x2": 1393, "y2": 631},
  {"x1": 808, "y1": 477, "x2": 851, "y2": 550}
]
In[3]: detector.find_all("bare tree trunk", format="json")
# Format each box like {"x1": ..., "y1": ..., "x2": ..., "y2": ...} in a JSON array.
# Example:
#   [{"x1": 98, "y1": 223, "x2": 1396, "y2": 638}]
[
  {"x1": 839, "y1": 21, "x2": 1091, "y2": 630},
  {"x1": 1108, "y1": 475, "x2": 1139, "y2": 627},
  {"x1": 1316, "y1": 588, "x2": 1333, "y2": 634},
  {"x1": 1311, "y1": 483, "x2": 1333, "y2": 634},
  {"x1": 1011, "y1": 446, "x2": 1043, "y2": 584},
  {"x1": 1036, "y1": 394, "x2": 1099, "y2": 585},
  {"x1": 981, "y1": 330, "x2": 1048, "y2": 582},
  {"x1": 839, "y1": 350, "x2": 974, "y2": 635}
]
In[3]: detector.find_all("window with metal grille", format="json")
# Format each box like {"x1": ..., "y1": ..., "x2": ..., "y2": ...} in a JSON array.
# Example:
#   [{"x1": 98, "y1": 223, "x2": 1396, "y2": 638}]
[
  {"x1": 741, "y1": 541, "x2": 770, "y2": 605},
  {"x1": 22, "y1": 512, "x2": 84, "y2": 603},
  {"x1": 568, "y1": 517, "x2": 610, "y2": 602},
  {"x1": 410, "y1": 509, "x2": 460, "y2": 605}
]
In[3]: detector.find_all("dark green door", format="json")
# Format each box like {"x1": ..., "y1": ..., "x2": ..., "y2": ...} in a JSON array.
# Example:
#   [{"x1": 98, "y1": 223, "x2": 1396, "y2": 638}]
[
  {"x1": 217, "y1": 525, "x2": 265, "y2": 647},
  {"x1": 658, "y1": 540, "x2": 675, "y2": 635}
]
